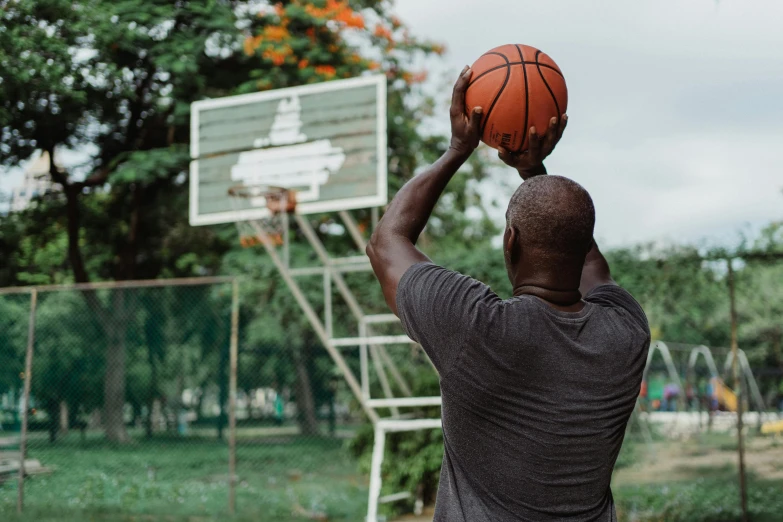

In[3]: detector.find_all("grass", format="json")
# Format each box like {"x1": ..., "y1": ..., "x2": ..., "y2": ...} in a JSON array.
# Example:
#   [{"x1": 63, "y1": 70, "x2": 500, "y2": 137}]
[
  {"x1": 4, "y1": 429, "x2": 783, "y2": 522},
  {"x1": 612, "y1": 431, "x2": 783, "y2": 522},
  {"x1": 0, "y1": 430, "x2": 367, "y2": 522},
  {"x1": 614, "y1": 473, "x2": 783, "y2": 522}
]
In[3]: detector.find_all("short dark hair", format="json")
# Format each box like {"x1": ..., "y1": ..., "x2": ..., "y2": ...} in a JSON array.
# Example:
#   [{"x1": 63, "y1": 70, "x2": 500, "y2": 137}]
[{"x1": 506, "y1": 176, "x2": 595, "y2": 261}]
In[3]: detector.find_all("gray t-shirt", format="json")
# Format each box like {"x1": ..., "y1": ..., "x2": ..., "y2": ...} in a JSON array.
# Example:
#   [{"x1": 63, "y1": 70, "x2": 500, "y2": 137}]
[{"x1": 396, "y1": 263, "x2": 650, "y2": 522}]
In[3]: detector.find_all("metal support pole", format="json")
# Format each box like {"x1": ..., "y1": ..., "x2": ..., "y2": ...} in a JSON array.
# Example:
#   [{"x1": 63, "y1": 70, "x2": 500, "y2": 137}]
[
  {"x1": 228, "y1": 279, "x2": 239, "y2": 514},
  {"x1": 248, "y1": 219, "x2": 379, "y2": 423},
  {"x1": 728, "y1": 260, "x2": 748, "y2": 522},
  {"x1": 339, "y1": 210, "x2": 367, "y2": 251},
  {"x1": 360, "y1": 322, "x2": 370, "y2": 401},
  {"x1": 376, "y1": 345, "x2": 413, "y2": 397},
  {"x1": 17, "y1": 289, "x2": 37, "y2": 514},
  {"x1": 282, "y1": 202, "x2": 290, "y2": 269},
  {"x1": 370, "y1": 345, "x2": 400, "y2": 417},
  {"x1": 324, "y1": 271, "x2": 333, "y2": 339},
  {"x1": 366, "y1": 419, "x2": 442, "y2": 522},
  {"x1": 367, "y1": 424, "x2": 386, "y2": 522}
]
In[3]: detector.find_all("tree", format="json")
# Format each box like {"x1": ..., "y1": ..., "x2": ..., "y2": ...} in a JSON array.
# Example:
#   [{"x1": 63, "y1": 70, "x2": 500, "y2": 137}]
[
  {"x1": 1, "y1": 0, "x2": 499, "y2": 445},
  {"x1": 1, "y1": 0, "x2": 237, "y2": 441}
]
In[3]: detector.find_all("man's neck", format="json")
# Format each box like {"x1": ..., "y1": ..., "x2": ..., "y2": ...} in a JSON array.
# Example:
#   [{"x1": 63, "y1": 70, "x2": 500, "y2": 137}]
[{"x1": 512, "y1": 280, "x2": 584, "y2": 311}]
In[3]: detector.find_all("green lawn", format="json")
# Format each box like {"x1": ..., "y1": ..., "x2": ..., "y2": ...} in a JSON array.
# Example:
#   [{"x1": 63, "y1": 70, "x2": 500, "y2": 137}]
[
  {"x1": 1, "y1": 431, "x2": 368, "y2": 521},
  {"x1": 4, "y1": 430, "x2": 783, "y2": 522},
  {"x1": 614, "y1": 473, "x2": 783, "y2": 522},
  {"x1": 612, "y1": 432, "x2": 783, "y2": 522}
]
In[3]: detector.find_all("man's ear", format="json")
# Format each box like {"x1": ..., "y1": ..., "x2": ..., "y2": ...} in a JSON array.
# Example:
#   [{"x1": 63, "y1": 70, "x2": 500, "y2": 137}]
[{"x1": 505, "y1": 227, "x2": 521, "y2": 265}]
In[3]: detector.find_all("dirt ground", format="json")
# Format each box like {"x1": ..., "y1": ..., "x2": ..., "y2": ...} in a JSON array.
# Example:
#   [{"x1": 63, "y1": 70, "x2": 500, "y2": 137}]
[
  {"x1": 393, "y1": 507, "x2": 435, "y2": 522},
  {"x1": 614, "y1": 434, "x2": 783, "y2": 485}
]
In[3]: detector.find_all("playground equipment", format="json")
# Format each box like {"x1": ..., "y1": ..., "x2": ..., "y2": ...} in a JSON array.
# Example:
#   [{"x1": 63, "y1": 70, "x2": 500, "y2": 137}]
[
  {"x1": 761, "y1": 419, "x2": 783, "y2": 437},
  {"x1": 642, "y1": 342, "x2": 766, "y2": 414},
  {"x1": 642, "y1": 341, "x2": 685, "y2": 412},
  {"x1": 639, "y1": 342, "x2": 773, "y2": 439},
  {"x1": 686, "y1": 344, "x2": 765, "y2": 414}
]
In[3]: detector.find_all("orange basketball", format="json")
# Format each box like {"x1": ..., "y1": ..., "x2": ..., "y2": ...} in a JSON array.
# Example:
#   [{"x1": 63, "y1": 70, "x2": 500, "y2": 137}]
[{"x1": 465, "y1": 44, "x2": 568, "y2": 152}]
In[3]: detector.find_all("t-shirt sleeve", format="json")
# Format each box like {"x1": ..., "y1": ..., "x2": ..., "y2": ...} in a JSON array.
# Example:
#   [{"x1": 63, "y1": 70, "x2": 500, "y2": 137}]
[
  {"x1": 585, "y1": 284, "x2": 650, "y2": 334},
  {"x1": 395, "y1": 262, "x2": 500, "y2": 376}
]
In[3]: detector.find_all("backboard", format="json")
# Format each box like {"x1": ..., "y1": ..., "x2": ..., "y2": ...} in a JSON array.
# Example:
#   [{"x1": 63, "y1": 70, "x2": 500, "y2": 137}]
[{"x1": 189, "y1": 75, "x2": 387, "y2": 226}]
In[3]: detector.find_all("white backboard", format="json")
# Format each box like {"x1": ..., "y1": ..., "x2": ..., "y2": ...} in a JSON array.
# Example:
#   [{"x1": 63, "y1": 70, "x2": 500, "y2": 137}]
[{"x1": 190, "y1": 75, "x2": 387, "y2": 226}]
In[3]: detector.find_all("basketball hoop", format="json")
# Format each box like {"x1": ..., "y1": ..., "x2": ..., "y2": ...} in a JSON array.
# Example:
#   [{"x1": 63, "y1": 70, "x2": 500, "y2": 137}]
[{"x1": 228, "y1": 185, "x2": 297, "y2": 249}]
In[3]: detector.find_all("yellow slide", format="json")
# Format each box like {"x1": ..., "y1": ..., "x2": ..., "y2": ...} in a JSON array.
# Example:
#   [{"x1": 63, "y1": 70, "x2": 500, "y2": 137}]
[
  {"x1": 711, "y1": 378, "x2": 783, "y2": 437},
  {"x1": 711, "y1": 378, "x2": 737, "y2": 412},
  {"x1": 762, "y1": 420, "x2": 783, "y2": 437}
]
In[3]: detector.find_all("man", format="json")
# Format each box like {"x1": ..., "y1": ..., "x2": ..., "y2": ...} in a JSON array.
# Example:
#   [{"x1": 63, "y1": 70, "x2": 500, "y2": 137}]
[{"x1": 366, "y1": 66, "x2": 650, "y2": 521}]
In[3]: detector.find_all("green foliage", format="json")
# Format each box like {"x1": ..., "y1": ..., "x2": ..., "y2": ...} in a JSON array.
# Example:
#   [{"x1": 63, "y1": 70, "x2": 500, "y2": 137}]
[
  {"x1": 0, "y1": 293, "x2": 30, "y2": 395},
  {"x1": 607, "y1": 245, "x2": 730, "y2": 346}
]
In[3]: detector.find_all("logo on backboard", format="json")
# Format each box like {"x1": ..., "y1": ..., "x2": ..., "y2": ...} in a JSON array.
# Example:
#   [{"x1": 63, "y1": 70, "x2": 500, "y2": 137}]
[{"x1": 230, "y1": 95, "x2": 346, "y2": 207}]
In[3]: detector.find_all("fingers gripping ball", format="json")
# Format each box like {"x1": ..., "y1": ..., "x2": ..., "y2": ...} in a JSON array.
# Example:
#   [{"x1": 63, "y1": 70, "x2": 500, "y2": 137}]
[{"x1": 465, "y1": 44, "x2": 568, "y2": 151}]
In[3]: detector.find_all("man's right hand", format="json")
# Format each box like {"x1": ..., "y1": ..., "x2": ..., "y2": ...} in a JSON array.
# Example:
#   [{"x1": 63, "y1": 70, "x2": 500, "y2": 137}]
[{"x1": 498, "y1": 114, "x2": 568, "y2": 180}]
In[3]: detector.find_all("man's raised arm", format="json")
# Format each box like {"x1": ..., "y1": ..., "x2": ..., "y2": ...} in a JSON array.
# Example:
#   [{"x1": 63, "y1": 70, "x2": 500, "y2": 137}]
[
  {"x1": 367, "y1": 66, "x2": 483, "y2": 314},
  {"x1": 579, "y1": 239, "x2": 615, "y2": 296}
]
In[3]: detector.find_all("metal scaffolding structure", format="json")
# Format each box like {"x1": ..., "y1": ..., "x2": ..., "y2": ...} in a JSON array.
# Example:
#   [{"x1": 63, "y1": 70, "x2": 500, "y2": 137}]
[{"x1": 240, "y1": 206, "x2": 441, "y2": 521}]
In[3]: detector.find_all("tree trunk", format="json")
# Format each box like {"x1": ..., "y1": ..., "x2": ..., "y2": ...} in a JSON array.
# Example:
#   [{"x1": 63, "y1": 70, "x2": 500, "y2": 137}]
[
  {"x1": 146, "y1": 350, "x2": 157, "y2": 439},
  {"x1": 217, "y1": 343, "x2": 228, "y2": 440},
  {"x1": 104, "y1": 291, "x2": 130, "y2": 443},
  {"x1": 292, "y1": 343, "x2": 319, "y2": 437},
  {"x1": 59, "y1": 401, "x2": 69, "y2": 436},
  {"x1": 47, "y1": 399, "x2": 59, "y2": 443}
]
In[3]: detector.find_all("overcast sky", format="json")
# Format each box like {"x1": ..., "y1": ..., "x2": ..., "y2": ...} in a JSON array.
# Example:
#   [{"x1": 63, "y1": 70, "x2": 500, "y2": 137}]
[
  {"x1": 3, "y1": 1, "x2": 780, "y2": 248},
  {"x1": 395, "y1": 0, "x2": 783, "y2": 248}
]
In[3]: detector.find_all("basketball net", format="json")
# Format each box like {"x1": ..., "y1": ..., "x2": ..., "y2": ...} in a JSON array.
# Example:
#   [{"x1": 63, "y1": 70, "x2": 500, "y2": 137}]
[{"x1": 227, "y1": 185, "x2": 297, "y2": 248}]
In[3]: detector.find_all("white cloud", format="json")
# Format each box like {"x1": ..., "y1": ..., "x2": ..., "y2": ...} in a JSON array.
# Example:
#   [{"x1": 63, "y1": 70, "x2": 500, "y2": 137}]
[{"x1": 395, "y1": 0, "x2": 783, "y2": 247}]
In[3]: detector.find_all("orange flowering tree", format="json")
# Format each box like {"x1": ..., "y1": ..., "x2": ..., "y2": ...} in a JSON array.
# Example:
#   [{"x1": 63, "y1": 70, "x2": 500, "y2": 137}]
[
  {"x1": 239, "y1": 1, "x2": 442, "y2": 88},
  {"x1": 236, "y1": 1, "x2": 462, "y2": 199}
]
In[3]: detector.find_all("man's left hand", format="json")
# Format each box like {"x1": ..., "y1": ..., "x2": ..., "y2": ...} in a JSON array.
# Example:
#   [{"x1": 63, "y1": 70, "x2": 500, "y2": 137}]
[
  {"x1": 498, "y1": 114, "x2": 568, "y2": 180},
  {"x1": 449, "y1": 66, "x2": 483, "y2": 159}
]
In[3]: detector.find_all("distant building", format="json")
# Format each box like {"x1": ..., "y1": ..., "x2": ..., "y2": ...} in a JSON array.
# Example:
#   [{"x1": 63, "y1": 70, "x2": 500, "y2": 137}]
[{"x1": 9, "y1": 151, "x2": 60, "y2": 212}]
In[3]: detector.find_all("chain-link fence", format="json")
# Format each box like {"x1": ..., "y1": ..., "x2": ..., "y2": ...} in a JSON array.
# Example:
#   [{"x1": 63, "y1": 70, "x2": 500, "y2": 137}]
[
  {"x1": 0, "y1": 277, "x2": 381, "y2": 521},
  {"x1": 2, "y1": 279, "x2": 783, "y2": 522}
]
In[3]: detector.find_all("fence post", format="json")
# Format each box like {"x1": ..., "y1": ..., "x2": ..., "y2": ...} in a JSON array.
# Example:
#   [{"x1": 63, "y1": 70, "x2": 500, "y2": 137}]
[
  {"x1": 727, "y1": 260, "x2": 748, "y2": 522},
  {"x1": 228, "y1": 279, "x2": 239, "y2": 514},
  {"x1": 17, "y1": 288, "x2": 37, "y2": 514}
]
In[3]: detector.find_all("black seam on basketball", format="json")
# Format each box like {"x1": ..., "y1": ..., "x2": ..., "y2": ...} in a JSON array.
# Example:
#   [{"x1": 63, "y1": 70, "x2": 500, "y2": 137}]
[
  {"x1": 516, "y1": 45, "x2": 529, "y2": 153},
  {"x1": 467, "y1": 61, "x2": 563, "y2": 88},
  {"x1": 535, "y1": 49, "x2": 561, "y2": 138},
  {"x1": 481, "y1": 53, "x2": 510, "y2": 136}
]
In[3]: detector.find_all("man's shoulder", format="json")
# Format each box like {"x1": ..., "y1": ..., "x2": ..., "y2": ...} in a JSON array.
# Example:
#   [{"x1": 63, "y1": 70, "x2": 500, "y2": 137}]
[
  {"x1": 585, "y1": 284, "x2": 649, "y2": 333},
  {"x1": 398, "y1": 263, "x2": 498, "y2": 305}
]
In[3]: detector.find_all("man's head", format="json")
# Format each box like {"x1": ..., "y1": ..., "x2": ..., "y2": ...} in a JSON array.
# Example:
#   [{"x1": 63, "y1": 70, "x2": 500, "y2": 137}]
[{"x1": 504, "y1": 176, "x2": 595, "y2": 288}]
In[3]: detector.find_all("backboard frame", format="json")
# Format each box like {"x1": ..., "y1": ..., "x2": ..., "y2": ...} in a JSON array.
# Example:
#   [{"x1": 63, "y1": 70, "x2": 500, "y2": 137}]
[{"x1": 189, "y1": 75, "x2": 387, "y2": 226}]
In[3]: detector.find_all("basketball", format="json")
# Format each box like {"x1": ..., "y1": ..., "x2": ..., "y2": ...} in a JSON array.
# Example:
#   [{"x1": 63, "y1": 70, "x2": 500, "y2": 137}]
[{"x1": 465, "y1": 44, "x2": 568, "y2": 152}]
